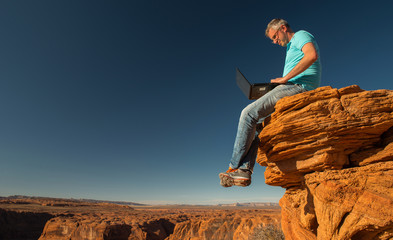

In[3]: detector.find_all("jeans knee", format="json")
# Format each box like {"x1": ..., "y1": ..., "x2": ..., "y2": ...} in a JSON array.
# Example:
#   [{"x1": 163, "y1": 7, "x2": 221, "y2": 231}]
[{"x1": 240, "y1": 105, "x2": 257, "y2": 124}]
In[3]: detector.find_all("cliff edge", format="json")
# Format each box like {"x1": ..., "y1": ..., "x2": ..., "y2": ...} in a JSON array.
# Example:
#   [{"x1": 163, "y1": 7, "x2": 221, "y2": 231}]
[{"x1": 257, "y1": 85, "x2": 393, "y2": 240}]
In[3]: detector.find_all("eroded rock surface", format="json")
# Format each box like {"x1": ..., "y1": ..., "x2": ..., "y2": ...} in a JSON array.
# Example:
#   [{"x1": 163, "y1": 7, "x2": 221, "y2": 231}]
[
  {"x1": 166, "y1": 210, "x2": 281, "y2": 240},
  {"x1": 38, "y1": 209, "x2": 281, "y2": 240},
  {"x1": 257, "y1": 85, "x2": 393, "y2": 240}
]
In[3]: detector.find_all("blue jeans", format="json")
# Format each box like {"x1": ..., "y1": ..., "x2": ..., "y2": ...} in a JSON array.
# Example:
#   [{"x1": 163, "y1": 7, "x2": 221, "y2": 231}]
[{"x1": 229, "y1": 84, "x2": 306, "y2": 170}]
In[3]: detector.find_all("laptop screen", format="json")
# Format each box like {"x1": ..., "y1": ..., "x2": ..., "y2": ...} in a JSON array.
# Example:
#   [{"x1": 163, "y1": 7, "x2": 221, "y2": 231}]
[
  {"x1": 236, "y1": 68, "x2": 251, "y2": 98},
  {"x1": 236, "y1": 67, "x2": 280, "y2": 100}
]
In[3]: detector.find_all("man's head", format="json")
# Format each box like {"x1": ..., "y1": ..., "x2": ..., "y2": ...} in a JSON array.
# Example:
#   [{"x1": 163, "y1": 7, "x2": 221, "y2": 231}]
[{"x1": 265, "y1": 18, "x2": 294, "y2": 47}]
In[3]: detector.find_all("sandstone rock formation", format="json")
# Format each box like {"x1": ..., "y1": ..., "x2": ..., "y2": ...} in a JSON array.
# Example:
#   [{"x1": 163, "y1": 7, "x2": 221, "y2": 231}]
[
  {"x1": 38, "y1": 209, "x2": 281, "y2": 240},
  {"x1": 39, "y1": 213, "x2": 173, "y2": 240},
  {"x1": 166, "y1": 210, "x2": 281, "y2": 240},
  {"x1": 257, "y1": 85, "x2": 393, "y2": 240}
]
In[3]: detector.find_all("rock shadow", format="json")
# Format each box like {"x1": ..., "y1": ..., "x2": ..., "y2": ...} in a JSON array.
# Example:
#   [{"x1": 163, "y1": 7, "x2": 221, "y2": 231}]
[
  {"x1": 142, "y1": 218, "x2": 176, "y2": 240},
  {"x1": 103, "y1": 224, "x2": 132, "y2": 240},
  {"x1": 0, "y1": 208, "x2": 54, "y2": 240}
]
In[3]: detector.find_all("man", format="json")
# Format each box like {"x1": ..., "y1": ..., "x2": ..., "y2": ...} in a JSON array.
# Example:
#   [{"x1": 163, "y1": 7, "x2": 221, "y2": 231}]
[{"x1": 219, "y1": 18, "x2": 321, "y2": 187}]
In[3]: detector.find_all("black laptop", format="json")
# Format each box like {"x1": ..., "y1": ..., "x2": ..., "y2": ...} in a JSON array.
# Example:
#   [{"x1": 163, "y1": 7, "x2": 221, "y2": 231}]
[{"x1": 236, "y1": 68, "x2": 279, "y2": 100}]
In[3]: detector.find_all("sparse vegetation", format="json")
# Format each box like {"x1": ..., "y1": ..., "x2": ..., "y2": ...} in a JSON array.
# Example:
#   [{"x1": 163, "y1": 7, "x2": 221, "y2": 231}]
[{"x1": 249, "y1": 224, "x2": 285, "y2": 240}]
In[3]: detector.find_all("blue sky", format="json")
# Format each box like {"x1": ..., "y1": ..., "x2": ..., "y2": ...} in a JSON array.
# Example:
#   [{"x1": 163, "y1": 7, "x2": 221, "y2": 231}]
[{"x1": 1, "y1": 0, "x2": 392, "y2": 204}]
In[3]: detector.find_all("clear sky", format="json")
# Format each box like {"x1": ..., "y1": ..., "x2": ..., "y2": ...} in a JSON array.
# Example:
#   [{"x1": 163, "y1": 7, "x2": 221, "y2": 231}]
[{"x1": 1, "y1": 0, "x2": 393, "y2": 205}]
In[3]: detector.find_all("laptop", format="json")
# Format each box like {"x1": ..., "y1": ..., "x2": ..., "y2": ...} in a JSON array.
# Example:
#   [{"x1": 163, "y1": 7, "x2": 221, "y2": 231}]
[{"x1": 236, "y1": 68, "x2": 279, "y2": 100}]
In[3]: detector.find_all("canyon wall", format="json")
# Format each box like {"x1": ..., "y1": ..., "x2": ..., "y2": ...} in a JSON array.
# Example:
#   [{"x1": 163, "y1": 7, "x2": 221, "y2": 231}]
[
  {"x1": 166, "y1": 210, "x2": 281, "y2": 240},
  {"x1": 257, "y1": 85, "x2": 393, "y2": 240},
  {"x1": 38, "y1": 214, "x2": 174, "y2": 240},
  {"x1": 37, "y1": 209, "x2": 280, "y2": 240}
]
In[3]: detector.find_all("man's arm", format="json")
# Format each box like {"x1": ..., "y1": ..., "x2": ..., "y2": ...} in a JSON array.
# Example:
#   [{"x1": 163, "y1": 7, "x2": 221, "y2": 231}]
[{"x1": 271, "y1": 42, "x2": 318, "y2": 84}]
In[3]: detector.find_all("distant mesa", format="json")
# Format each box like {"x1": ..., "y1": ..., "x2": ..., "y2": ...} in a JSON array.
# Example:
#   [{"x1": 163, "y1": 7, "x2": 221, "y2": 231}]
[
  {"x1": 217, "y1": 202, "x2": 279, "y2": 208},
  {"x1": 1, "y1": 195, "x2": 146, "y2": 207}
]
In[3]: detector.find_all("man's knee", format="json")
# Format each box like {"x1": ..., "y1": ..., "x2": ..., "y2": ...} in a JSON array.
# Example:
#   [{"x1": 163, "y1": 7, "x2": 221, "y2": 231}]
[{"x1": 240, "y1": 105, "x2": 258, "y2": 123}]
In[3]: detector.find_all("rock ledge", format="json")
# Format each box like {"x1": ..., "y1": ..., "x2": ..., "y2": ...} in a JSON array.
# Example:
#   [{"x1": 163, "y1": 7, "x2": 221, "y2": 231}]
[{"x1": 257, "y1": 85, "x2": 393, "y2": 240}]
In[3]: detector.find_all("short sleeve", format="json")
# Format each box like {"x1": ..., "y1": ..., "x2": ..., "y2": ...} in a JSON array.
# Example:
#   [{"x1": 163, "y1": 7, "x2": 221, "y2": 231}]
[{"x1": 293, "y1": 31, "x2": 314, "y2": 50}]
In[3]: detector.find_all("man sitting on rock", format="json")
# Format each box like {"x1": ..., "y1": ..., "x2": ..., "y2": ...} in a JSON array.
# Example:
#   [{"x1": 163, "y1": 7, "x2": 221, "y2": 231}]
[{"x1": 219, "y1": 18, "x2": 322, "y2": 187}]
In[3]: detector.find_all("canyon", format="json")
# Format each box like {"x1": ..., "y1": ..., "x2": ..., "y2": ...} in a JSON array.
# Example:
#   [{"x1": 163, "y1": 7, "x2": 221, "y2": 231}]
[{"x1": 0, "y1": 196, "x2": 281, "y2": 240}]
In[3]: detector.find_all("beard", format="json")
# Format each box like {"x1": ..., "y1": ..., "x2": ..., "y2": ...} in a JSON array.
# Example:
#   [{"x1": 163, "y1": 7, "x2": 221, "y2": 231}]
[{"x1": 279, "y1": 35, "x2": 289, "y2": 46}]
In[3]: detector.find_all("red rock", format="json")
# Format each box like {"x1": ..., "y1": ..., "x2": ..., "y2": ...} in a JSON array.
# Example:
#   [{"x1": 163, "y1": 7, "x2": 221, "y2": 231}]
[
  {"x1": 166, "y1": 210, "x2": 281, "y2": 240},
  {"x1": 257, "y1": 85, "x2": 393, "y2": 239}
]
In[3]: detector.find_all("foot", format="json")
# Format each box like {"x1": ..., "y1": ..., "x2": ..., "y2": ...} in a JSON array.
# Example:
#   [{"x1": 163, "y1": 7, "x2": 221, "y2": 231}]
[{"x1": 219, "y1": 168, "x2": 252, "y2": 187}]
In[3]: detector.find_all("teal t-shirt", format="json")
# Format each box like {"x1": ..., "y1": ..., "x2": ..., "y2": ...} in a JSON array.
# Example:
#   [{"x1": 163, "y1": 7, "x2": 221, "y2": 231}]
[{"x1": 283, "y1": 30, "x2": 321, "y2": 91}]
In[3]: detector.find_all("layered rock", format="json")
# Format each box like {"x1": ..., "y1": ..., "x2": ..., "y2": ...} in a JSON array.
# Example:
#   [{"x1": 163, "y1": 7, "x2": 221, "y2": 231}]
[
  {"x1": 39, "y1": 209, "x2": 281, "y2": 240},
  {"x1": 39, "y1": 214, "x2": 173, "y2": 240},
  {"x1": 166, "y1": 210, "x2": 281, "y2": 240},
  {"x1": 257, "y1": 85, "x2": 393, "y2": 239}
]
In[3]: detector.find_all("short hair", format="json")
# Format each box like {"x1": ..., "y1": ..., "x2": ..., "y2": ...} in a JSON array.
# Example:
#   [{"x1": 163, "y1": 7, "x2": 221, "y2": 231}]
[{"x1": 265, "y1": 18, "x2": 290, "y2": 37}]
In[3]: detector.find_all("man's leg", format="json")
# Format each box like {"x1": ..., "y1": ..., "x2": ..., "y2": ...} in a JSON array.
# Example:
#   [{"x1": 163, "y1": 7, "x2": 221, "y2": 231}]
[
  {"x1": 233, "y1": 119, "x2": 264, "y2": 171},
  {"x1": 219, "y1": 131, "x2": 261, "y2": 187},
  {"x1": 220, "y1": 84, "x2": 306, "y2": 187}
]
